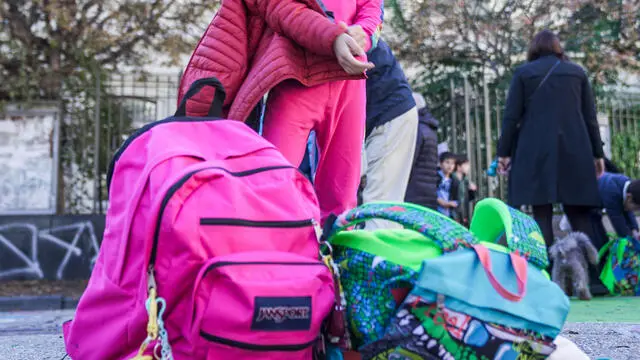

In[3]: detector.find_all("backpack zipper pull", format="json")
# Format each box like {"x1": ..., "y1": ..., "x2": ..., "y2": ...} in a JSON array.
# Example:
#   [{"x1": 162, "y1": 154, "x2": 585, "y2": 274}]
[
  {"x1": 146, "y1": 266, "x2": 159, "y2": 340},
  {"x1": 312, "y1": 219, "x2": 323, "y2": 243},
  {"x1": 147, "y1": 265, "x2": 157, "y2": 290}
]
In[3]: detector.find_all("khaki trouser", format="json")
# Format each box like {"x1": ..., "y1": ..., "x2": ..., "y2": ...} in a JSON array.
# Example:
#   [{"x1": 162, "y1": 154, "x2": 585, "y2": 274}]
[{"x1": 361, "y1": 107, "x2": 419, "y2": 230}]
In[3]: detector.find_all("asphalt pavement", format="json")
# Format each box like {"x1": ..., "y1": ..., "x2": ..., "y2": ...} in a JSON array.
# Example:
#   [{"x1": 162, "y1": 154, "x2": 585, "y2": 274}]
[
  {"x1": 0, "y1": 310, "x2": 71, "y2": 360},
  {"x1": 0, "y1": 310, "x2": 638, "y2": 360}
]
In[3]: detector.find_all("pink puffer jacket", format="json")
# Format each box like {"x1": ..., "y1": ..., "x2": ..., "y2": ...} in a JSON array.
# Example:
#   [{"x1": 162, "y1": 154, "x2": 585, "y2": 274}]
[{"x1": 178, "y1": 0, "x2": 366, "y2": 121}]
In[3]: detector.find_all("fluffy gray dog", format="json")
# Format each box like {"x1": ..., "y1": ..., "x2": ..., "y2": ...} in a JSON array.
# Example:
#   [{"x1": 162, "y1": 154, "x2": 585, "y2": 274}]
[{"x1": 549, "y1": 232, "x2": 599, "y2": 300}]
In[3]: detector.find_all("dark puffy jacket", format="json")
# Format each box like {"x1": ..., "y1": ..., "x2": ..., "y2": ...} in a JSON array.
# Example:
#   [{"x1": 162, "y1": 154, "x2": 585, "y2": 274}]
[
  {"x1": 365, "y1": 39, "x2": 415, "y2": 137},
  {"x1": 405, "y1": 107, "x2": 439, "y2": 209}
]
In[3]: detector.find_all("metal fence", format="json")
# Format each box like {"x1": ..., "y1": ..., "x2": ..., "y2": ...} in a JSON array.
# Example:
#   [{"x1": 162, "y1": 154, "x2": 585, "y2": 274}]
[
  {"x1": 434, "y1": 75, "x2": 640, "y2": 204},
  {"x1": 4, "y1": 71, "x2": 640, "y2": 215},
  {"x1": 65, "y1": 73, "x2": 182, "y2": 214},
  {"x1": 1, "y1": 73, "x2": 182, "y2": 215}
]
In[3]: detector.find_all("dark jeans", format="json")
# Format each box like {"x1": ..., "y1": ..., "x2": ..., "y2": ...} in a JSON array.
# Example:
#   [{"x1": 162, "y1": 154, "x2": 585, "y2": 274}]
[{"x1": 532, "y1": 204, "x2": 607, "y2": 288}]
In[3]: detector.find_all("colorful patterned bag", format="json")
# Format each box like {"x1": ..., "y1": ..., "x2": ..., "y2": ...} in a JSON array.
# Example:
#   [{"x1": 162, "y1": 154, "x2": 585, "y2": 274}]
[
  {"x1": 599, "y1": 235, "x2": 640, "y2": 295},
  {"x1": 361, "y1": 243, "x2": 570, "y2": 360},
  {"x1": 470, "y1": 198, "x2": 549, "y2": 269},
  {"x1": 325, "y1": 202, "x2": 477, "y2": 349}
]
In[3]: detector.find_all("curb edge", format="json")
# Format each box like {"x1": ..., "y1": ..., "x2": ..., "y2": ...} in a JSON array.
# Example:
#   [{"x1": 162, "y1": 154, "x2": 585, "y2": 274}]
[{"x1": 0, "y1": 295, "x2": 79, "y2": 312}]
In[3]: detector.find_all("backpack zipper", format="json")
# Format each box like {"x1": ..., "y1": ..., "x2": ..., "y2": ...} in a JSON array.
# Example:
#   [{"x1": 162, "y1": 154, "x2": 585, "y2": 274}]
[
  {"x1": 202, "y1": 260, "x2": 325, "y2": 278},
  {"x1": 149, "y1": 165, "x2": 297, "y2": 267},
  {"x1": 198, "y1": 260, "x2": 325, "y2": 351},
  {"x1": 200, "y1": 218, "x2": 314, "y2": 228},
  {"x1": 200, "y1": 331, "x2": 317, "y2": 351}
]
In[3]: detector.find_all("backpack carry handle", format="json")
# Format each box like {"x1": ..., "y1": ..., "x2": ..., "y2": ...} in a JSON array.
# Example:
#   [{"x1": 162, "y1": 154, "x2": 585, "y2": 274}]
[
  {"x1": 470, "y1": 198, "x2": 549, "y2": 269},
  {"x1": 473, "y1": 244, "x2": 527, "y2": 302},
  {"x1": 327, "y1": 202, "x2": 477, "y2": 252},
  {"x1": 175, "y1": 77, "x2": 227, "y2": 117}
]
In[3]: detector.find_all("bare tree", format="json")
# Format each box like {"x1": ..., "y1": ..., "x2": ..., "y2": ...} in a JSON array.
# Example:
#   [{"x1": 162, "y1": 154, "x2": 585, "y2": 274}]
[
  {"x1": 560, "y1": 0, "x2": 640, "y2": 85},
  {"x1": 0, "y1": 0, "x2": 217, "y2": 99},
  {"x1": 1, "y1": 0, "x2": 219, "y2": 213},
  {"x1": 385, "y1": 0, "x2": 639, "y2": 92}
]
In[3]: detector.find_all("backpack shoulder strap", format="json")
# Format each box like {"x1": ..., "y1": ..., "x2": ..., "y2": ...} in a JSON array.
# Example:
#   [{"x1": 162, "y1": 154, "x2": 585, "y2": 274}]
[{"x1": 326, "y1": 202, "x2": 476, "y2": 252}]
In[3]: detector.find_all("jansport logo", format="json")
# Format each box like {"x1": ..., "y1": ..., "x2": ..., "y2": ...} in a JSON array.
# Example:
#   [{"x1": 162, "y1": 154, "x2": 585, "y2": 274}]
[
  {"x1": 251, "y1": 296, "x2": 312, "y2": 331},
  {"x1": 256, "y1": 306, "x2": 310, "y2": 323}
]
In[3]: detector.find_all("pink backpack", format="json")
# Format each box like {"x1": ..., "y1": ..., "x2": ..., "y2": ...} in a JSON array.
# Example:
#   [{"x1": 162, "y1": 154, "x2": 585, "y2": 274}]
[{"x1": 63, "y1": 78, "x2": 336, "y2": 360}]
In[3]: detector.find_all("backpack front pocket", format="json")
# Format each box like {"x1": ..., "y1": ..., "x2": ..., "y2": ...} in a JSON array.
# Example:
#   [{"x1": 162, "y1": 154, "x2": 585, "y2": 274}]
[{"x1": 190, "y1": 251, "x2": 335, "y2": 359}]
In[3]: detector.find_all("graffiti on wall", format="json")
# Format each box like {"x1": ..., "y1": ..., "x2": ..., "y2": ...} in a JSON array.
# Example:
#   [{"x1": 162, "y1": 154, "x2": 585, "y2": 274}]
[{"x1": 0, "y1": 215, "x2": 104, "y2": 280}]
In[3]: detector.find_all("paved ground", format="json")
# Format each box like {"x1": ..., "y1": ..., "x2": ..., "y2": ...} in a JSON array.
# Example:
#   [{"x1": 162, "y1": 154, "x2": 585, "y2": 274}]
[
  {"x1": 0, "y1": 310, "x2": 71, "y2": 360},
  {"x1": 562, "y1": 323, "x2": 640, "y2": 360},
  {"x1": 0, "y1": 310, "x2": 638, "y2": 359}
]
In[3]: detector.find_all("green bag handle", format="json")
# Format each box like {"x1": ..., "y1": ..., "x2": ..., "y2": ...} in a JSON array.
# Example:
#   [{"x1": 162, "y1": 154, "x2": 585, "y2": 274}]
[
  {"x1": 598, "y1": 236, "x2": 629, "y2": 294},
  {"x1": 329, "y1": 229, "x2": 444, "y2": 270},
  {"x1": 327, "y1": 202, "x2": 477, "y2": 252},
  {"x1": 325, "y1": 202, "x2": 553, "y2": 279},
  {"x1": 469, "y1": 198, "x2": 549, "y2": 269},
  {"x1": 598, "y1": 239, "x2": 614, "y2": 261},
  {"x1": 597, "y1": 233, "x2": 623, "y2": 261}
]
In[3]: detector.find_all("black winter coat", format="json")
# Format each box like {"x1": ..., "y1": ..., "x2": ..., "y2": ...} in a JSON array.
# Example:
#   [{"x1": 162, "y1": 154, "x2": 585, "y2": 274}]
[
  {"x1": 405, "y1": 107, "x2": 439, "y2": 209},
  {"x1": 497, "y1": 54, "x2": 604, "y2": 207}
]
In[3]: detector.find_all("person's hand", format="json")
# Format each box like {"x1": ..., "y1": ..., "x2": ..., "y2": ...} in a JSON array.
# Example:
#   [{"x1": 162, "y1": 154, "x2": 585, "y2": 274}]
[
  {"x1": 333, "y1": 33, "x2": 374, "y2": 75},
  {"x1": 343, "y1": 23, "x2": 367, "y2": 50},
  {"x1": 469, "y1": 182, "x2": 477, "y2": 192},
  {"x1": 498, "y1": 157, "x2": 511, "y2": 174},
  {"x1": 632, "y1": 229, "x2": 640, "y2": 241},
  {"x1": 448, "y1": 201, "x2": 458, "y2": 208},
  {"x1": 595, "y1": 158, "x2": 605, "y2": 178}
]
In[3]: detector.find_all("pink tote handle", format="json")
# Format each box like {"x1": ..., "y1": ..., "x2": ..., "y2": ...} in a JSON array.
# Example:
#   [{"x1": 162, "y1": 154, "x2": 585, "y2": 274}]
[{"x1": 472, "y1": 244, "x2": 527, "y2": 302}]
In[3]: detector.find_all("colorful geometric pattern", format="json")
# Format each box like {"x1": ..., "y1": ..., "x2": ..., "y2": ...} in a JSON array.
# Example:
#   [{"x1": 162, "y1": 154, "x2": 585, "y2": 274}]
[
  {"x1": 333, "y1": 248, "x2": 418, "y2": 349},
  {"x1": 361, "y1": 295, "x2": 556, "y2": 360},
  {"x1": 332, "y1": 203, "x2": 477, "y2": 252},
  {"x1": 506, "y1": 207, "x2": 549, "y2": 269},
  {"x1": 328, "y1": 201, "x2": 555, "y2": 353},
  {"x1": 606, "y1": 237, "x2": 640, "y2": 296}
]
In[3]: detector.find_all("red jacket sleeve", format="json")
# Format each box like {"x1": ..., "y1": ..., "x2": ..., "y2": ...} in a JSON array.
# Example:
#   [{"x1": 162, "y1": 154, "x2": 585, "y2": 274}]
[
  {"x1": 354, "y1": 0, "x2": 383, "y2": 51},
  {"x1": 247, "y1": 0, "x2": 346, "y2": 56}
]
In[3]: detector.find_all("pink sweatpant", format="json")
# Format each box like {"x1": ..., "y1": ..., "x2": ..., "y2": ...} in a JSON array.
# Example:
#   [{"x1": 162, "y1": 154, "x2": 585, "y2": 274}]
[{"x1": 263, "y1": 79, "x2": 366, "y2": 224}]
